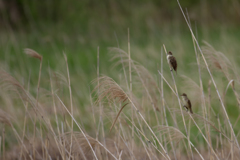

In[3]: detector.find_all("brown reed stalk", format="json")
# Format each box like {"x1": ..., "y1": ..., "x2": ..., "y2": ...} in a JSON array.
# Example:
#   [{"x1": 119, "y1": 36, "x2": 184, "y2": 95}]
[
  {"x1": 24, "y1": 48, "x2": 42, "y2": 160},
  {"x1": 186, "y1": 11, "x2": 211, "y2": 153},
  {"x1": 61, "y1": 122, "x2": 66, "y2": 160},
  {"x1": 93, "y1": 76, "x2": 171, "y2": 159},
  {"x1": 188, "y1": 113, "x2": 220, "y2": 160},
  {"x1": 127, "y1": 28, "x2": 134, "y2": 157},
  {"x1": 217, "y1": 115, "x2": 224, "y2": 158},
  {"x1": 203, "y1": 43, "x2": 240, "y2": 111},
  {"x1": 158, "y1": 70, "x2": 210, "y2": 160},
  {"x1": 223, "y1": 80, "x2": 234, "y2": 105},
  {"x1": 98, "y1": 46, "x2": 108, "y2": 160},
  {"x1": 113, "y1": 33, "x2": 130, "y2": 159},
  {"x1": 177, "y1": 0, "x2": 240, "y2": 153},
  {"x1": 189, "y1": 21, "x2": 212, "y2": 159},
  {"x1": 203, "y1": 44, "x2": 240, "y2": 158},
  {"x1": 9, "y1": 121, "x2": 33, "y2": 160},
  {"x1": 114, "y1": 32, "x2": 129, "y2": 90},
  {"x1": 132, "y1": 65, "x2": 161, "y2": 131},
  {"x1": 89, "y1": 87, "x2": 96, "y2": 130},
  {"x1": 0, "y1": 69, "x2": 67, "y2": 159},
  {"x1": 20, "y1": 72, "x2": 31, "y2": 159},
  {"x1": 96, "y1": 46, "x2": 101, "y2": 141},
  {"x1": 2, "y1": 126, "x2": 5, "y2": 160},
  {"x1": 160, "y1": 48, "x2": 177, "y2": 160},
  {"x1": 0, "y1": 136, "x2": 2, "y2": 157},
  {"x1": 63, "y1": 53, "x2": 74, "y2": 158},
  {"x1": 163, "y1": 44, "x2": 194, "y2": 159},
  {"x1": 161, "y1": 125, "x2": 206, "y2": 160},
  {"x1": 48, "y1": 66, "x2": 61, "y2": 139},
  {"x1": 109, "y1": 103, "x2": 129, "y2": 132},
  {"x1": 56, "y1": 94, "x2": 100, "y2": 160},
  {"x1": 110, "y1": 47, "x2": 162, "y2": 131},
  {"x1": 122, "y1": 112, "x2": 167, "y2": 158}
]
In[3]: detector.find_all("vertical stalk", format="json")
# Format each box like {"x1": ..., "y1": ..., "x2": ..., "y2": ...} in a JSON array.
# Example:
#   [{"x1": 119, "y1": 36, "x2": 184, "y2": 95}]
[
  {"x1": 2, "y1": 126, "x2": 5, "y2": 160},
  {"x1": 217, "y1": 116, "x2": 224, "y2": 158},
  {"x1": 128, "y1": 28, "x2": 134, "y2": 156},
  {"x1": 49, "y1": 67, "x2": 60, "y2": 138},
  {"x1": 158, "y1": 71, "x2": 204, "y2": 159},
  {"x1": 177, "y1": 0, "x2": 240, "y2": 153},
  {"x1": 34, "y1": 57, "x2": 42, "y2": 160},
  {"x1": 185, "y1": 11, "x2": 211, "y2": 159},
  {"x1": 57, "y1": 95, "x2": 99, "y2": 160},
  {"x1": 63, "y1": 53, "x2": 73, "y2": 159},
  {"x1": 97, "y1": 47, "x2": 108, "y2": 160},
  {"x1": 20, "y1": 72, "x2": 31, "y2": 159},
  {"x1": 97, "y1": 46, "x2": 100, "y2": 125},
  {"x1": 96, "y1": 46, "x2": 101, "y2": 159},
  {"x1": 189, "y1": 114, "x2": 220, "y2": 160},
  {"x1": 0, "y1": 136, "x2": 1, "y2": 159},
  {"x1": 163, "y1": 45, "x2": 193, "y2": 159},
  {"x1": 161, "y1": 48, "x2": 177, "y2": 160},
  {"x1": 191, "y1": 28, "x2": 211, "y2": 158},
  {"x1": 231, "y1": 132, "x2": 234, "y2": 160}
]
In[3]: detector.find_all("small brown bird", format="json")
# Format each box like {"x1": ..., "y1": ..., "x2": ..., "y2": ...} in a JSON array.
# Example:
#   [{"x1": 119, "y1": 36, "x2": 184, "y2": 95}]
[
  {"x1": 180, "y1": 93, "x2": 193, "y2": 114},
  {"x1": 167, "y1": 51, "x2": 177, "y2": 75}
]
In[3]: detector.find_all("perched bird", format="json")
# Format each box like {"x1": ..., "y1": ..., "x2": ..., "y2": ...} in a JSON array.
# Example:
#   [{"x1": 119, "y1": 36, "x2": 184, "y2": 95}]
[
  {"x1": 180, "y1": 93, "x2": 193, "y2": 114},
  {"x1": 167, "y1": 51, "x2": 177, "y2": 75}
]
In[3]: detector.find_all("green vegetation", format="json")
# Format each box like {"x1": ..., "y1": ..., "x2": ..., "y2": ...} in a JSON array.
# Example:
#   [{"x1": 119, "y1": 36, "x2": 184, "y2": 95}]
[{"x1": 1, "y1": 0, "x2": 240, "y2": 159}]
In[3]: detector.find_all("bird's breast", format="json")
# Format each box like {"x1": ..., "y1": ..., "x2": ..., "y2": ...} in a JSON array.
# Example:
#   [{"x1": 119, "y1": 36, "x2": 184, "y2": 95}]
[{"x1": 182, "y1": 97, "x2": 189, "y2": 106}]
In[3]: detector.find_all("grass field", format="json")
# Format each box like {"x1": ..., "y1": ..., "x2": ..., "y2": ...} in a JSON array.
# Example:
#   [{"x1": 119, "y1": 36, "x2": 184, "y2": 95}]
[{"x1": 1, "y1": 2, "x2": 240, "y2": 160}]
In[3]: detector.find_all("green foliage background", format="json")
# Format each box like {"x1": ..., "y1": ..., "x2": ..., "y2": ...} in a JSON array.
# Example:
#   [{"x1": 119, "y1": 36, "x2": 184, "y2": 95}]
[
  {"x1": 1, "y1": 1, "x2": 240, "y2": 156},
  {"x1": 1, "y1": 0, "x2": 240, "y2": 113}
]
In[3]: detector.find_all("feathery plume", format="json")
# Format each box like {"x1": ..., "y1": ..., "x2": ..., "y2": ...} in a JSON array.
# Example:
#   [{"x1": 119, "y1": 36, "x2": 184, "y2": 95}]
[{"x1": 24, "y1": 48, "x2": 42, "y2": 61}]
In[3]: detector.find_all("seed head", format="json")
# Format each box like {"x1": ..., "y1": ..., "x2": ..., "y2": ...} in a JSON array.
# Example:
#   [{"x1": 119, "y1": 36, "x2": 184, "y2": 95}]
[{"x1": 24, "y1": 48, "x2": 42, "y2": 61}]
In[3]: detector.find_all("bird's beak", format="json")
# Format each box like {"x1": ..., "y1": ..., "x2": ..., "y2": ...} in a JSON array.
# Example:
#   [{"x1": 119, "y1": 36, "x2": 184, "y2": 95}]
[{"x1": 180, "y1": 94, "x2": 183, "y2": 96}]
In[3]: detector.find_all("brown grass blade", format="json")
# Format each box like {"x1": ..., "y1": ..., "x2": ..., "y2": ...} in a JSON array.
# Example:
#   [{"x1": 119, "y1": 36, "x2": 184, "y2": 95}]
[
  {"x1": 109, "y1": 103, "x2": 129, "y2": 132},
  {"x1": 24, "y1": 48, "x2": 42, "y2": 61}
]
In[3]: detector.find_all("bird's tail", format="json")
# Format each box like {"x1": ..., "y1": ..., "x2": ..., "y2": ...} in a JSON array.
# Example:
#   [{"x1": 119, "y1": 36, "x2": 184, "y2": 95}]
[{"x1": 190, "y1": 108, "x2": 193, "y2": 114}]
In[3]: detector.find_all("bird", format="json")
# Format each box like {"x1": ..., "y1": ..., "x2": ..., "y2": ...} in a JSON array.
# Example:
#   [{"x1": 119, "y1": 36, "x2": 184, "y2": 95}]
[
  {"x1": 180, "y1": 93, "x2": 193, "y2": 114},
  {"x1": 167, "y1": 51, "x2": 177, "y2": 75}
]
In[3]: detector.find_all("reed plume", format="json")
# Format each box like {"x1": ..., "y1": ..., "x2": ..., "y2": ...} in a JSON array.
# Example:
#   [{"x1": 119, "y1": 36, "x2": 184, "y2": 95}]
[
  {"x1": 24, "y1": 48, "x2": 42, "y2": 61},
  {"x1": 93, "y1": 76, "x2": 130, "y2": 132}
]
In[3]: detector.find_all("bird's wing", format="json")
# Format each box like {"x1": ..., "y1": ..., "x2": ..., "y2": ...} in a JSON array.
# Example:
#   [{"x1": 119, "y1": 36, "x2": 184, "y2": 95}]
[
  {"x1": 188, "y1": 99, "x2": 191, "y2": 108},
  {"x1": 188, "y1": 99, "x2": 193, "y2": 114},
  {"x1": 169, "y1": 56, "x2": 177, "y2": 70}
]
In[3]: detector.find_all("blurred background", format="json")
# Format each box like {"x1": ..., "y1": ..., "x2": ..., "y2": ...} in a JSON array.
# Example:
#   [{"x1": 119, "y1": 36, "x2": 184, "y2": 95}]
[
  {"x1": 1, "y1": 0, "x2": 240, "y2": 126},
  {"x1": 1, "y1": 0, "x2": 240, "y2": 72},
  {"x1": 1, "y1": 0, "x2": 240, "y2": 29},
  {"x1": 1, "y1": 0, "x2": 240, "y2": 158},
  {"x1": 0, "y1": 1, "x2": 239, "y2": 71},
  {"x1": 1, "y1": 0, "x2": 240, "y2": 121},
  {"x1": 1, "y1": 0, "x2": 240, "y2": 96}
]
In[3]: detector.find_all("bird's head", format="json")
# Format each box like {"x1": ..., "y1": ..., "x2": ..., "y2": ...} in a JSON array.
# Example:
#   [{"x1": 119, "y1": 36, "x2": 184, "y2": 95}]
[
  {"x1": 168, "y1": 51, "x2": 173, "y2": 55},
  {"x1": 180, "y1": 93, "x2": 187, "y2": 97}
]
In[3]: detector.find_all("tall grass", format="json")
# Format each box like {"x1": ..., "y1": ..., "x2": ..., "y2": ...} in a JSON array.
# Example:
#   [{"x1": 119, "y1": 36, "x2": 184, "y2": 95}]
[{"x1": 1, "y1": 1, "x2": 240, "y2": 160}]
